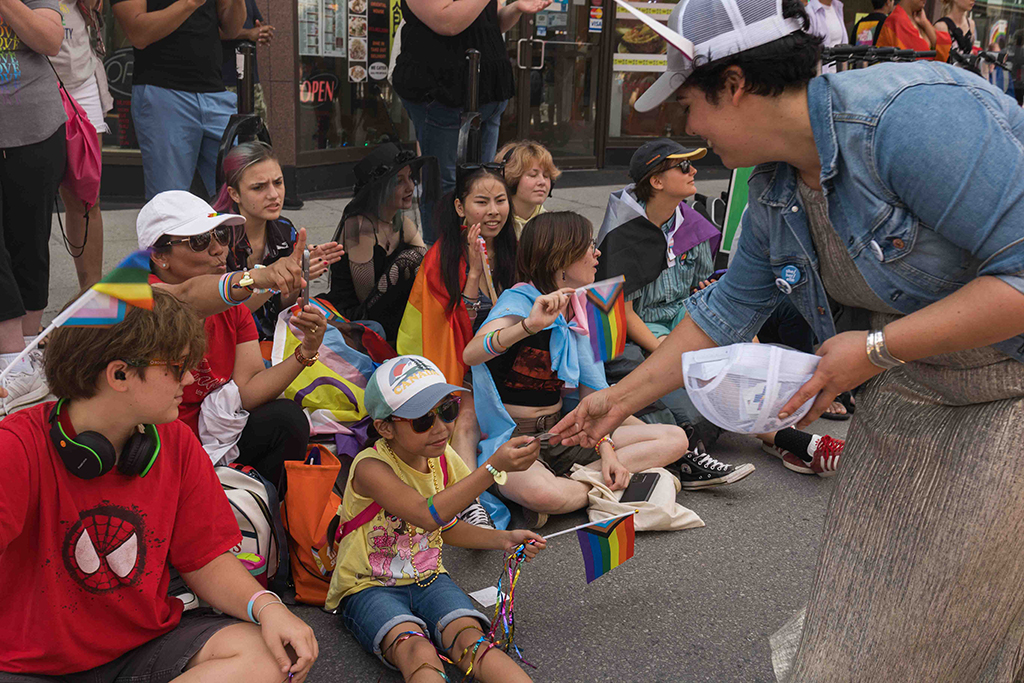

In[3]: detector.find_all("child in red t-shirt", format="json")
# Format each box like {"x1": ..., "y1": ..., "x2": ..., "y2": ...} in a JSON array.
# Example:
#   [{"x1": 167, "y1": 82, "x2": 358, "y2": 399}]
[{"x1": 0, "y1": 289, "x2": 319, "y2": 682}]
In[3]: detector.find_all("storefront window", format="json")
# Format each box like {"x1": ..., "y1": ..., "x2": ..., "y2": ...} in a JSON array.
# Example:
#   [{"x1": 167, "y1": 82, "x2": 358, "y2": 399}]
[
  {"x1": 608, "y1": 1, "x2": 687, "y2": 138},
  {"x1": 100, "y1": 6, "x2": 139, "y2": 151},
  {"x1": 971, "y1": 1, "x2": 1024, "y2": 103},
  {"x1": 296, "y1": 0, "x2": 416, "y2": 152}
]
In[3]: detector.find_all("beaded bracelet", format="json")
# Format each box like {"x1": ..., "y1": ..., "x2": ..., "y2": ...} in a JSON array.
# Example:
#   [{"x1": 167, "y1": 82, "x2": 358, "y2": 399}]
[{"x1": 595, "y1": 435, "x2": 614, "y2": 452}]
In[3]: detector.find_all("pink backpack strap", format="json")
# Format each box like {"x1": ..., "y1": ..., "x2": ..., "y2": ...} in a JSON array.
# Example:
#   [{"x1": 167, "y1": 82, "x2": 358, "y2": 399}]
[{"x1": 335, "y1": 448, "x2": 450, "y2": 541}]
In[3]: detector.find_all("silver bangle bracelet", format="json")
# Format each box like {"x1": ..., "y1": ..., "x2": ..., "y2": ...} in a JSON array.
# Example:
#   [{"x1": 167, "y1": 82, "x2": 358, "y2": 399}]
[
  {"x1": 866, "y1": 329, "x2": 906, "y2": 370},
  {"x1": 255, "y1": 598, "x2": 285, "y2": 624}
]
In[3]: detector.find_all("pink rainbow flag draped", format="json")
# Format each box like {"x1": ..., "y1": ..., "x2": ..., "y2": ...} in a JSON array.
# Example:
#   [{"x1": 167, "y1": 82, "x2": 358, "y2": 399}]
[
  {"x1": 60, "y1": 249, "x2": 155, "y2": 327},
  {"x1": 572, "y1": 276, "x2": 627, "y2": 362}
]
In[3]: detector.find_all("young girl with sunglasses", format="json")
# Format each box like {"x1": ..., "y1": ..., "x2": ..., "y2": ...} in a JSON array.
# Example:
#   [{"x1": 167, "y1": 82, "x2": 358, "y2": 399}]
[
  {"x1": 140, "y1": 191, "x2": 327, "y2": 494},
  {"x1": 214, "y1": 142, "x2": 345, "y2": 347},
  {"x1": 326, "y1": 355, "x2": 544, "y2": 683},
  {"x1": 398, "y1": 165, "x2": 517, "y2": 484}
]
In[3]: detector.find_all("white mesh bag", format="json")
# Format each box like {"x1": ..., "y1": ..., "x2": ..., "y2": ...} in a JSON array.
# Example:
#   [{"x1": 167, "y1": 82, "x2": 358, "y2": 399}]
[{"x1": 681, "y1": 343, "x2": 820, "y2": 434}]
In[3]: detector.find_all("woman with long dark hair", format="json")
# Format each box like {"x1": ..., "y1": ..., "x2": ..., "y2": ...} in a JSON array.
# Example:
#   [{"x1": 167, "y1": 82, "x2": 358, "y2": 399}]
[
  {"x1": 397, "y1": 164, "x2": 517, "y2": 500},
  {"x1": 213, "y1": 142, "x2": 344, "y2": 347},
  {"x1": 322, "y1": 143, "x2": 435, "y2": 342}
]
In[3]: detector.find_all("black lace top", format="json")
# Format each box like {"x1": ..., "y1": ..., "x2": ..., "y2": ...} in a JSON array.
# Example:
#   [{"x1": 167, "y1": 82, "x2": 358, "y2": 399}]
[{"x1": 391, "y1": 0, "x2": 515, "y2": 108}]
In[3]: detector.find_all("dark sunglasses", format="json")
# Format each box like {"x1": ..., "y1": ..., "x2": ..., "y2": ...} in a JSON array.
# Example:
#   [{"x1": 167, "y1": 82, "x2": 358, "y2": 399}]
[
  {"x1": 122, "y1": 358, "x2": 189, "y2": 381},
  {"x1": 667, "y1": 159, "x2": 693, "y2": 174},
  {"x1": 391, "y1": 396, "x2": 461, "y2": 433},
  {"x1": 456, "y1": 162, "x2": 506, "y2": 195},
  {"x1": 162, "y1": 225, "x2": 233, "y2": 252}
]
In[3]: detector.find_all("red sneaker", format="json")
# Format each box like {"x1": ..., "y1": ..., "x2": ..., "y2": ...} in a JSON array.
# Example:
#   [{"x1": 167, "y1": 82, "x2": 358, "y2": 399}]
[
  {"x1": 761, "y1": 442, "x2": 815, "y2": 475},
  {"x1": 808, "y1": 435, "x2": 843, "y2": 477}
]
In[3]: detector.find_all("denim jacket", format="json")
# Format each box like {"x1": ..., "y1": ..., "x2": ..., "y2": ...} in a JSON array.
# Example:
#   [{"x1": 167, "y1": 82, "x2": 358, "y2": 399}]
[{"x1": 685, "y1": 62, "x2": 1024, "y2": 362}]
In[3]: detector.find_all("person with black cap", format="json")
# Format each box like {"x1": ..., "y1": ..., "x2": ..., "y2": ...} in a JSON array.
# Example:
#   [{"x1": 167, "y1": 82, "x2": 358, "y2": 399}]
[
  {"x1": 555, "y1": 0, "x2": 1024, "y2": 678},
  {"x1": 323, "y1": 143, "x2": 439, "y2": 344}
]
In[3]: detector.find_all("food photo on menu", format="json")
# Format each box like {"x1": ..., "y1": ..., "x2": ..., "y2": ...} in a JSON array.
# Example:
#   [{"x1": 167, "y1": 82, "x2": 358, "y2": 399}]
[
  {"x1": 349, "y1": 0, "x2": 366, "y2": 14},
  {"x1": 349, "y1": 64, "x2": 367, "y2": 82},
  {"x1": 349, "y1": 16, "x2": 366, "y2": 36},
  {"x1": 349, "y1": 37, "x2": 366, "y2": 61}
]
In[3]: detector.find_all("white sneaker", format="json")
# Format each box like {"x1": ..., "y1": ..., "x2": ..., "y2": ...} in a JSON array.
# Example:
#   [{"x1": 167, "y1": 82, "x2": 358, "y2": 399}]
[{"x1": 1, "y1": 360, "x2": 49, "y2": 414}]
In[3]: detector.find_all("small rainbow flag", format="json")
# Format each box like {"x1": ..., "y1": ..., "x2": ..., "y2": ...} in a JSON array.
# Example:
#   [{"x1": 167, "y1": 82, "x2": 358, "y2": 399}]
[
  {"x1": 573, "y1": 276, "x2": 627, "y2": 362},
  {"x1": 0, "y1": 250, "x2": 155, "y2": 384},
  {"x1": 576, "y1": 512, "x2": 635, "y2": 584},
  {"x1": 60, "y1": 249, "x2": 154, "y2": 327}
]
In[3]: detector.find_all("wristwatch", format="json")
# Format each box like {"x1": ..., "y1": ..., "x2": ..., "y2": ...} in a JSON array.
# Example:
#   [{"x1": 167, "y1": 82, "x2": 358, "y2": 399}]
[
  {"x1": 294, "y1": 346, "x2": 319, "y2": 367},
  {"x1": 484, "y1": 463, "x2": 507, "y2": 485}
]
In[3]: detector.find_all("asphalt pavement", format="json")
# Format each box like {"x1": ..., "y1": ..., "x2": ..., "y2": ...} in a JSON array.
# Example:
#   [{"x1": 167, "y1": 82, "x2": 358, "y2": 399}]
[{"x1": 43, "y1": 175, "x2": 850, "y2": 682}]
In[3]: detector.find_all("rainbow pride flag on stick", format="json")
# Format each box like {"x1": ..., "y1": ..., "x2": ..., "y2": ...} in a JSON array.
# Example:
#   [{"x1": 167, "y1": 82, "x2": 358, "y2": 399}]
[
  {"x1": 570, "y1": 275, "x2": 627, "y2": 362},
  {"x1": 0, "y1": 250, "x2": 154, "y2": 383},
  {"x1": 543, "y1": 510, "x2": 637, "y2": 584}
]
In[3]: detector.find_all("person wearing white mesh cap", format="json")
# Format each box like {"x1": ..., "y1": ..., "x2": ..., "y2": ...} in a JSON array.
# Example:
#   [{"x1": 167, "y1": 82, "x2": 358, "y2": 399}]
[{"x1": 553, "y1": 0, "x2": 1024, "y2": 679}]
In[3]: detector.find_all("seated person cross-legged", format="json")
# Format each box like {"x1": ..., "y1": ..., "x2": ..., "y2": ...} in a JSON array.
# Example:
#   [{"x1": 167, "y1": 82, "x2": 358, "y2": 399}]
[
  {"x1": 0, "y1": 289, "x2": 318, "y2": 682},
  {"x1": 464, "y1": 212, "x2": 728, "y2": 529},
  {"x1": 139, "y1": 191, "x2": 328, "y2": 493}
]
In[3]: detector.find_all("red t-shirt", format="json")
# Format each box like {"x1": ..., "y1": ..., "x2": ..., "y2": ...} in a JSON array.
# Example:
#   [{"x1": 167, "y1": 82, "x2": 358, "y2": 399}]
[
  {"x1": 148, "y1": 276, "x2": 260, "y2": 434},
  {"x1": 0, "y1": 403, "x2": 242, "y2": 675}
]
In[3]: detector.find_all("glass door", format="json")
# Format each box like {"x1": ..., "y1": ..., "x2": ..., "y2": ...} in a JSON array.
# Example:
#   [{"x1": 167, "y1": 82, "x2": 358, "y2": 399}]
[{"x1": 500, "y1": 0, "x2": 606, "y2": 166}]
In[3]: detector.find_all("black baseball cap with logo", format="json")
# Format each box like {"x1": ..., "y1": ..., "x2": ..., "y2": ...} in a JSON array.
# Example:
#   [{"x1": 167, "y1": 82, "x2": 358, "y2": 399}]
[{"x1": 628, "y1": 138, "x2": 707, "y2": 184}]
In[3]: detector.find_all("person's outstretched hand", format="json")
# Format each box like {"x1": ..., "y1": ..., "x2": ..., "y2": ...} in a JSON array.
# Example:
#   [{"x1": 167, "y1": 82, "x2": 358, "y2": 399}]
[
  {"x1": 551, "y1": 387, "x2": 628, "y2": 448},
  {"x1": 778, "y1": 330, "x2": 883, "y2": 428},
  {"x1": 516, "y1": 0, "x2": 553, "y2": 13},
  {"x1": 307, "y1": 240, "x2": 345, "y2": 280}
]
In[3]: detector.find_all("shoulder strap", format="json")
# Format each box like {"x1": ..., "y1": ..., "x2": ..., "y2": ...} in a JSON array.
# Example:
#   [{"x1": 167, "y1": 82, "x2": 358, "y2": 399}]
[{"x1": 335, "y1": 448, "x2": 449, "y2": 541}]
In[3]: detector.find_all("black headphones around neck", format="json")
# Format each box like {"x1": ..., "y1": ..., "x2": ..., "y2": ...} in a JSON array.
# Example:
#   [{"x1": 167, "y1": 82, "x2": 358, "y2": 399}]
[
  {"x1": 49, "y1": 399, "x2": 161, "y2": 480},
  {"x1": 502, "y1": 147, "x2": 554, "y2": 198}
]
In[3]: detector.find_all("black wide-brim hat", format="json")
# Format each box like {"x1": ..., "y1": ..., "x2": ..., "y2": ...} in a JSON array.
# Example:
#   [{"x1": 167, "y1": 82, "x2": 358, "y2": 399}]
[{"x1": 351, "y1": 142, "x2": 437, "y2": 199}]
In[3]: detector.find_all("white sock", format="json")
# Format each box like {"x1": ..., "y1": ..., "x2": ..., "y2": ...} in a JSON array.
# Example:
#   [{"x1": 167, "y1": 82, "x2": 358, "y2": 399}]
[
  {"x1": 806, "y1": 434, "x2": 822, "y2": 458},
  {"x1": 0, "y1": 352, "x2": 32, "y2": 374}
]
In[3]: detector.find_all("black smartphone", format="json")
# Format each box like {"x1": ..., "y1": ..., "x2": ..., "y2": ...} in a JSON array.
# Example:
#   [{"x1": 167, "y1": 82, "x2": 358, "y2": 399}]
[
  {"x1": 619, "y1": 472, "x2": 660, "y2": 503},
  {"x1": 301, "y1": 248, "x2": 310, "y2": 304}
]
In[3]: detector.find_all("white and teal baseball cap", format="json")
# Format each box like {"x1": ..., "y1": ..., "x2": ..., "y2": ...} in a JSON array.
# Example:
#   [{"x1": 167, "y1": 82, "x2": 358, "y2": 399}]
[{"x1": 364, "y1": 356, "x2": 467, "y2": 420}]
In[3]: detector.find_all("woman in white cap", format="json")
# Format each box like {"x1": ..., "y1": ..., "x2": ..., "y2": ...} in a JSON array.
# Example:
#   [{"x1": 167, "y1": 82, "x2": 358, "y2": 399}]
[
  {"x1": 555, "y1": 0, "x2": 1024, "y2": 679},
  {"x1": 138, "y1": 190, "x2": 327, "y2": 493}
]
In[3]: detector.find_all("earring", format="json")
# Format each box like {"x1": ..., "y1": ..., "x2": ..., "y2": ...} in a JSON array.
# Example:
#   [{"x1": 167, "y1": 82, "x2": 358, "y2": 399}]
[
  {"x1": 160, "y1": 263, "x2": 168, "y2": 268},
  {"x1": 561, "y1": 270, "x2": 566, "y2": 281}
]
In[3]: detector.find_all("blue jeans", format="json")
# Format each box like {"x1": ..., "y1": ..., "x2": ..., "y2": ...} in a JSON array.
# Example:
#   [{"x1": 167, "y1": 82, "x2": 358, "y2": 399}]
[
  {"x1": 340, "y1": 573, "x2": 490, "y2": 667},
  {"x1": 400, "y1": 98, "x2": 508, "y2": 242},
  {"x1": 132, "y1": 85, "x2": 236, "y2": 199}
]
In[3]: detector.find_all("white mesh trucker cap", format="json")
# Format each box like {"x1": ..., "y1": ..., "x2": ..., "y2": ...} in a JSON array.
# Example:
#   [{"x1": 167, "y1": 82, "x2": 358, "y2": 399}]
[
  {"x1": 681, "y1": 343, "x2": 820, "y2": 434},
  {"x1": 630, "y1": 0, "x2": 805, "y2": 112}
]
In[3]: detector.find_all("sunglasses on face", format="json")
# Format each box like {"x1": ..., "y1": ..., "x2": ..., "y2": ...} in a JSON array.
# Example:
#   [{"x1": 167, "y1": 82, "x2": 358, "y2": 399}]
[
  {"x1": 667, "y1": 159, "x2": 693, "y2": 174},
  {"x1": 162, "y1": 225, "x2": 233, "y2": 252},
  {"x1": 122, "y1": 358, "x2": 190, "y2": 381},
  {"x1": 390, "y1": 396, "x2": 461, "y2": 433}
]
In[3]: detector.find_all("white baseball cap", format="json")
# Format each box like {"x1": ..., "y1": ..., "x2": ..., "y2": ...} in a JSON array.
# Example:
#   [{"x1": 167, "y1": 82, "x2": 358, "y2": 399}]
[
  {"x1": 633, "y1": 0, "x2": 805, "y2": 112},
  {"x1": 136, "y1": 191, "x2": 245, "y2": 250},
  {"x1": 681, "y1": 343, "x2": 820, "y2": 434},
  {"x1": 364, "y1": 356, "x2": 467, "y2": 421}
]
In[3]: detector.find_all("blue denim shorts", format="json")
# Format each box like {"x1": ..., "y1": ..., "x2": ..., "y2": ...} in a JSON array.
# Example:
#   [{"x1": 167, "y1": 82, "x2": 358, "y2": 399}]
[{"x1": 340, "y1": 573, "x2": 490, "y2": 667}]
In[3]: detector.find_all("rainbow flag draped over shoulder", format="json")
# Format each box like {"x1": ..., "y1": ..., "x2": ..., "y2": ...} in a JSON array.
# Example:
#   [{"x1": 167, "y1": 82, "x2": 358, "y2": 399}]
[
  {"x1": 396, "y1": 244, "x2": 473, "y2": 386},
  {"x1": 58, "y1": 250, "x2": 154, "y2": 327},
  {"x1": 570, "y1": 276, "x2": 627, "y2": 362},
  {"x1": 875, "y1": 5, "x2": 951, "y2": 61},
  {"x1": 576, "y1": 513, "x2": 635, "y2": 583}
]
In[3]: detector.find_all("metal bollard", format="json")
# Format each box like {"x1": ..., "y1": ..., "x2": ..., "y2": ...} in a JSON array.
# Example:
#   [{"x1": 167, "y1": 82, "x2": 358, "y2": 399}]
[
  {"x1": 457, "y1": 49, "x2": 483, "y2": 165},
  {"x1": 236, "y1": 41, "x2": 256, "y2": 115}
]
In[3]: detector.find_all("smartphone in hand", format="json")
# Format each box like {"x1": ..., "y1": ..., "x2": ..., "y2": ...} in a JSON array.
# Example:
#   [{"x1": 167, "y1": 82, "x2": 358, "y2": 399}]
[{"x1": 301, "y1": 248, "x2": 310, "y2": 304}]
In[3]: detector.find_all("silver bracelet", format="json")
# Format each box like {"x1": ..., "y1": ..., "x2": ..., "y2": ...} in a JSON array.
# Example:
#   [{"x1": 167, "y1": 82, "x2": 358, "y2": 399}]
[
  {"x1": 255, "y1": 598, "x2": 285, "y2": 624},
  {"x1": 865, "y1": 329, "x2": 906, "y2": 370}
]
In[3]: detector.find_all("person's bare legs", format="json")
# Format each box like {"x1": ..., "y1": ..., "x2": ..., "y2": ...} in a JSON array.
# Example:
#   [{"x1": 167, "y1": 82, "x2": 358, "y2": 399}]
[
  {"x1": 380, "y1": 621, "x2": 448, "y2": 682},
  {"x1": 177, "y1": 622, "x2": 293, "y2": 682},
  {"x1": 60, "y1": 183, "x2": 104, "y2": 289},
  {"x1": 451, "y1": 391, "x2": 481, "y2": 471},
  {"x1": 442, "y1": 616, "x2": 533, "y2": 682},
  {"x1": 608, "y1": 423, "x2": 689, "y2": 471},
  {"x1": 500, "y1": 460, "x2": 591, "y2": 515}
]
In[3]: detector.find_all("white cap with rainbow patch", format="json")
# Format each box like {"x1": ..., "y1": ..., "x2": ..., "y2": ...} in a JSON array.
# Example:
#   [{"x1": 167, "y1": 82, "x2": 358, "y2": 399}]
[{"x1": 364, "y1": 356, "x2": 467, "y2": 420}]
